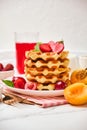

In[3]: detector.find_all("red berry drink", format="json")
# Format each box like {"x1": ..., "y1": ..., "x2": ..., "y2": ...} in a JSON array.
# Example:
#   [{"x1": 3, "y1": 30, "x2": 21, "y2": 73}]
[{"x1": 15, "y1": 42, "x2": 36, "y2": 74}]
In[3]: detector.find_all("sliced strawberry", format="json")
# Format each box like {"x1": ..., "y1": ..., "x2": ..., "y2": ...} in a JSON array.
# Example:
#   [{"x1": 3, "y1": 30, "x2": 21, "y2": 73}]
[
  {"x1": 25, "y1": 82, "x2": 37, "y2": 90},
  {"x1": 49, "y1": 41, "x2": 64, "y2": 53},
  {"x1": 48, "y1": 41, "x2": 55, "y2": 45},
  {"x1": 39, "y1": 43, "x2": 52, "y2": 52},
  {"x1": 12, "y1": 76, "x2": 26, "y2": 89},
  {"x1": 48, "y1": 41, "x2": 56, "y2": 52}
]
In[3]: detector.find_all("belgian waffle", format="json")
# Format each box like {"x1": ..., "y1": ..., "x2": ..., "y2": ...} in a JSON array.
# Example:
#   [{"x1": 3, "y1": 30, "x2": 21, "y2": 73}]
[
  {"x1": 25, "y1": 50, "x2": 69, "y2": 60},
  {"x1": 24, "y1": 58, "x2": 69, "y2": 68},
  {"x1": 25, "y1": 67, "x2": 70, "y2": 76},
  {"x1": 24, "y1": 50, "x2": 70, "y2": 90},
  {"x1": 25, "y1": 72, "x2": 69, "y2": 83}
]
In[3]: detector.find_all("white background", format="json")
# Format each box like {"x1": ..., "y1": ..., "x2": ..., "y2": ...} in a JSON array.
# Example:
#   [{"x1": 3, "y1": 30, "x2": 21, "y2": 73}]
[
  {"x1": 0, "y1": 1, "x2": 87, "y2": 129},
  {"x1": 0, "y1": 0, "x2": 87, "y2": 52}
]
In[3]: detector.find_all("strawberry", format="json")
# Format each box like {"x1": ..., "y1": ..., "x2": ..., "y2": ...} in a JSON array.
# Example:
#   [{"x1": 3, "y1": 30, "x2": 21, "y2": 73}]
[
  {"x1": 3, "y1": 63, "x2": 14, "y2": 71},
  {"x1": 0, "y1": 63, "x2": 4, "y2": 71},
  {"x1": 49, "y1": 41, "x2": 64, "y2": 53},
  {"x1": 25, "y1": 82, "x2": 37, "y2": 90},
  {"x1": 39, "y1": 43, "x2": 52, "y2": 52},
  {"x1": 12, "y1": 76, "x2": 26, "y2": 89},
  {"x1": 55, "y1": 81, "x2": 67, "y2": 90}
]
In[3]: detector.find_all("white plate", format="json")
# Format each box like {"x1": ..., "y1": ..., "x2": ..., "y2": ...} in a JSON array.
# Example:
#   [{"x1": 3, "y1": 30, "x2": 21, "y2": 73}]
[{"x1": 3, "y1": 83, "x2": 64, "y2": 97}]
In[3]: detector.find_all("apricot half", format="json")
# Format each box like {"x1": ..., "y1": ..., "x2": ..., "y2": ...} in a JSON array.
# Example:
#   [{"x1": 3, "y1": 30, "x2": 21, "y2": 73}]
[
  {"x1": 70, "y1": 69, "x2": 87, "y2": 84},
  {"x1": 64, "y1": 83, "x2": 87, "y2": 105}
]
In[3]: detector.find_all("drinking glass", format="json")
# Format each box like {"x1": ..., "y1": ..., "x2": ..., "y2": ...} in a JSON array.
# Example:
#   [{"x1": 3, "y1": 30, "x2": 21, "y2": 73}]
[
  {"x1": 15, "y1": 32, "x2": 39, "y2": 74},
  {"x1": 68, "y1": 54, "x2": 79, "y2": 73},
  {"x1": 79, "y1": 56, "x2": 87, "y2": 69}
]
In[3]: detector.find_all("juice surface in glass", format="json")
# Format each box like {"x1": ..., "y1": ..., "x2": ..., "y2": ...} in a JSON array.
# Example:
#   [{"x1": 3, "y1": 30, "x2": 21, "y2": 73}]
[{"x1": 15, "y1": 42, "x2": 36, "y2": 74}]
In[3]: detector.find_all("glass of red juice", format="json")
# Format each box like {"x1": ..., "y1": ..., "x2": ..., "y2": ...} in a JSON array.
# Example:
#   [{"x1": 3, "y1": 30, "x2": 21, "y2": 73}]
[{"x1": 15, "y1": 32, "x2": 39, "y2": 74}]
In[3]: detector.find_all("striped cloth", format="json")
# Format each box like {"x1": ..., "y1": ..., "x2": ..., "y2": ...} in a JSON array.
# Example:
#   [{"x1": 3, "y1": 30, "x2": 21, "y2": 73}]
[{"x1": 3, "y1": 88, "x2": 68, "y2": 108}]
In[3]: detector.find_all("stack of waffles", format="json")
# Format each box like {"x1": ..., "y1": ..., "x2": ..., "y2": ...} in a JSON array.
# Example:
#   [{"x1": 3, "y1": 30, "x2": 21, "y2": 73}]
[{"x1": 24, "y1": 50, "x2": 70, "y2": 90}]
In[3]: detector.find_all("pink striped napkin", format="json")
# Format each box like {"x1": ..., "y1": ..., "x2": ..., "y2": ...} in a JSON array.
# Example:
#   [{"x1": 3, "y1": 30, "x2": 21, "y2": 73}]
[{"x1": 3, "y1": 88, "x2": 68, "y2": 108}]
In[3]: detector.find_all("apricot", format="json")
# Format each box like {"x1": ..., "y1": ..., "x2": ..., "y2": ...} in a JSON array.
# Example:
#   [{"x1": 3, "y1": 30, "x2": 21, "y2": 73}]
[
  {"x1": 64, "y1": 83, "x2": 87, "y2": 105},
  {"x1": 70, "y1": 69, "x2": 87, "y2": 84}
]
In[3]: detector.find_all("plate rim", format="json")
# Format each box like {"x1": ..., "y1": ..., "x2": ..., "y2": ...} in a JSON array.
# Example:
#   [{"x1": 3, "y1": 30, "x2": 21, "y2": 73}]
[{"x1": 3, "y1": 83, "x2": 64, "y2": 97}]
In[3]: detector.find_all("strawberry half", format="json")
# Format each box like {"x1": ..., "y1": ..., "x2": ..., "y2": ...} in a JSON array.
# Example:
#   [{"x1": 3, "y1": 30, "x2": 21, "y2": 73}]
[
  {"x1": 25, "y1": 82, "x2": 37, "y2": 90},
  {"x1": 49, "y1": 41, "x2": 64, "y2": 53},
  {"x1": 39, "y1": 43, "x2": 52, "y2": 52}
]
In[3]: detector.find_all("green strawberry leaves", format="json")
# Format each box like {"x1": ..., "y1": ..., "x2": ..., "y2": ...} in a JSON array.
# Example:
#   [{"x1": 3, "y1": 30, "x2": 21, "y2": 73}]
[
  {"x1": 2, "y1": 80, "x2": 14, "y2": 87},
  {"x1": 34, "y1": 42, "x2": 42, "y2": 51}
]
